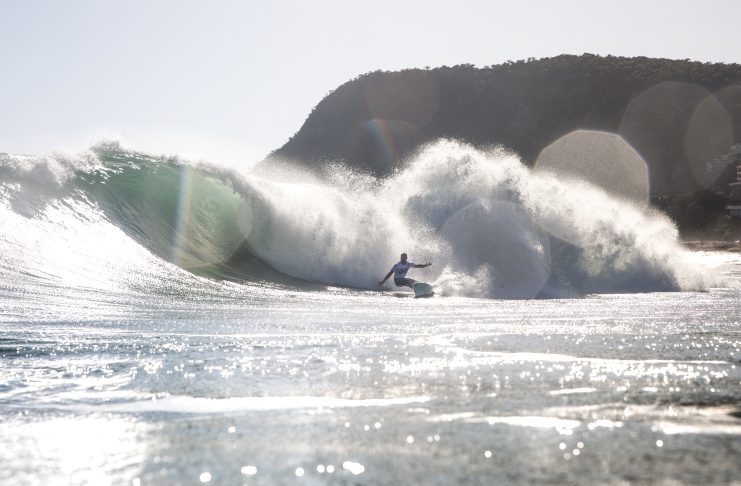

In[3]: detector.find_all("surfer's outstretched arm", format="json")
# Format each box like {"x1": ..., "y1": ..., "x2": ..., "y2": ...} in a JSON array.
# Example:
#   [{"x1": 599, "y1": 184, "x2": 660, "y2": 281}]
[
  {"x1": 414, "y1": 262, "x2": 432, "y2": 268},
  {"x1": 379, "y1": 270, "x2": 393, "y2": 286}
]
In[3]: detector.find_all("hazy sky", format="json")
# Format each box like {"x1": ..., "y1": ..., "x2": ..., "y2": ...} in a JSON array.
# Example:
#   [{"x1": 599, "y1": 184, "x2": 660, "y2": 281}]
[{"x1": 2, "y1": 0, "x2": 740, "y2": 164}]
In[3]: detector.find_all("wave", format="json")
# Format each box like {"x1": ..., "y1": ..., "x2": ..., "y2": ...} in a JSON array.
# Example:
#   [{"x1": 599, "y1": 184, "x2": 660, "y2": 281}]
[{"x1": 0, "y1": 139, "x2": 720, "y2": 299}]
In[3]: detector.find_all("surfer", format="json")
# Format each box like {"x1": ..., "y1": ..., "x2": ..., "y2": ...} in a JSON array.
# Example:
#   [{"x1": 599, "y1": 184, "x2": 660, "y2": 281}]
[{"x1": 379, "y1": 253, "x2": 432, "y2": 289}]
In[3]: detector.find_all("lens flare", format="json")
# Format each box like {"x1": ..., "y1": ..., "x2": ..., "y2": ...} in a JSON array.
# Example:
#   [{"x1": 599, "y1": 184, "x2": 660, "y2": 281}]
[
  {"x1": 713, "y1": 84, "x2": 741, "y2": 141},
  {"x1": 167, "y1": 164, "x2": 246, "y2": 269},
  {"x1": 172, "y1": 164, "x2": 196, "y2": 265},
  {"x1": 619, "y1": 82, "x2": 713, "y2": 193},
  {"x1": 685, "y1": 94, "x2": 733, "y2": 189},
  {"x1": 353, "y1": 118, "x2": 424, "y2": 172},
  {"x1": 534, "y1": 130, "x2": 649, "y2": 205}
]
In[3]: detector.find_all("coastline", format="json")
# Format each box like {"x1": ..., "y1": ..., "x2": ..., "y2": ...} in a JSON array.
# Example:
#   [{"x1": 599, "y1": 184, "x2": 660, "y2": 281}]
[{"x1": 682, "y1": 240, "x2": 741, "y2": 252}]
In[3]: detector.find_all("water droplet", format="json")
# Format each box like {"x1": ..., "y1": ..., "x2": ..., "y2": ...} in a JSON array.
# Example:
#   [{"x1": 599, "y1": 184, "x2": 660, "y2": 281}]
[
  {"x1": 484, "y1": 450, "x2": 492, "y2": 458},
  {"x1": 199, "y1": 472, "x2": 211, "y2": 483},
  {"x1": 406, "y1": 435, "x2": 414, "y2": 444},
  {"x1": 228, "y1": 426, "x2": 236, "y2": 433},
  {"x1": 656, "y1": 439, "x2": 664, "y2": 447},
  {"x1": 241, "y1": 466, "x2": 257, "y2": 476},
  {"x1": 295, "y1": 467, "x2": 304, "y2": 477}
]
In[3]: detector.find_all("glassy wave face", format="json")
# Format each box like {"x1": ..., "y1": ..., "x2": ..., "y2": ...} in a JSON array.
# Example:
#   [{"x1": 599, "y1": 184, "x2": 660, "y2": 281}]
[{"x1": 0, "y1": 140, "x2": 717, "y2": 300}]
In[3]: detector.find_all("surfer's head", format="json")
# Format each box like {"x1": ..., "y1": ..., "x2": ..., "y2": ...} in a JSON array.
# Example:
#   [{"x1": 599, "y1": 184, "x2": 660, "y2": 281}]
[{"x1": 400, "y1": 253, "x2": 407, "y2": 262}]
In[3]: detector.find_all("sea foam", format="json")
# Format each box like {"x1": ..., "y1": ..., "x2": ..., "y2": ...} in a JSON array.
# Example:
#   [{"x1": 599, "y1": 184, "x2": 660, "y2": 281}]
[{"x1": 0, "y1": 139, "x2": 721, "y2": 298}]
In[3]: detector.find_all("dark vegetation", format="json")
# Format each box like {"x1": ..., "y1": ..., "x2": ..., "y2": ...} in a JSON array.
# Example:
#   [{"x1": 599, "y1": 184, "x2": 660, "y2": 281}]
[
  {"x1": 270, "y1": 54, "x2": 741, "y2": 239},
  {"x1": 653, "y1": 191, "x2": 738, "y2": 239}
]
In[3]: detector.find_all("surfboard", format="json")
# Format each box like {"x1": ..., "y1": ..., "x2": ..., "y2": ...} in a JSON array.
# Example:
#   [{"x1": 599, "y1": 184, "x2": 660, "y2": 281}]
[{"x1": 413, "y1": 282, "x2": 433, "y2": 298}]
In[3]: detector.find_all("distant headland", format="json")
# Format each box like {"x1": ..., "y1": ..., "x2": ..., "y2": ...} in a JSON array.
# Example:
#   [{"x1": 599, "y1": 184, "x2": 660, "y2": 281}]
[{"x1": 269, "y1": 54, "x2": 741, "y2": 239}]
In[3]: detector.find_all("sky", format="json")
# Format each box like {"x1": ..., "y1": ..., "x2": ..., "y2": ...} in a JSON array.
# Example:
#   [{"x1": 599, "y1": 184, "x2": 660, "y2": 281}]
[{"x1": 1, "y1": 0, "x2": 741, "y2": 165}]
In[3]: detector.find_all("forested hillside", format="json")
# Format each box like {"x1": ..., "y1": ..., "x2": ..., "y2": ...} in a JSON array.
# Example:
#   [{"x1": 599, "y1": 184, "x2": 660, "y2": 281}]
[{"x1": 270, "y1": 54, "x2": 741, "y2": 238}]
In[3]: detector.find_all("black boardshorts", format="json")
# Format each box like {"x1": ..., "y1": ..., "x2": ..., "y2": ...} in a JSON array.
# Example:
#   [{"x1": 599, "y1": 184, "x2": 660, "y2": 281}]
[{"x1": 394, "y1": 277, "x2": 415, "y2": 288}]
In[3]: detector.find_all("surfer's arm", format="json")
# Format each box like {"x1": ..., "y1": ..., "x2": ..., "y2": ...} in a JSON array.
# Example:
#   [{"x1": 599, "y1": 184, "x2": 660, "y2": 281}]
[
  {"x1": 413, "y1": 262, "x2": 432, "y2": 268},
  {"x1": 379, "y1": 270, "x2": 394, "y2": 286}
]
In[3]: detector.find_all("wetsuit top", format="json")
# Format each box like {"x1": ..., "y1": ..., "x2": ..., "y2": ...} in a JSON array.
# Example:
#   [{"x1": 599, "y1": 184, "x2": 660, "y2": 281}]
[{"x1": 391, "y1": 261, "x2": 417, "y2": 279}]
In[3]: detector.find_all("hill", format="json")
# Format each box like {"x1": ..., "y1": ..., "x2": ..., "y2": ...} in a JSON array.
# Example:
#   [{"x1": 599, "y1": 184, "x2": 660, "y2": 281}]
[{"x1": 269, "y1": 54, "x2": 741, "y2": 238}]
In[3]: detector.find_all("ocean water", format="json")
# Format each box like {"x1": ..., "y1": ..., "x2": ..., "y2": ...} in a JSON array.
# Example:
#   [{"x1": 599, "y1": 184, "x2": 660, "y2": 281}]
[{"x1": 1, "y1": 141, "x2": 740, "y2": 485}]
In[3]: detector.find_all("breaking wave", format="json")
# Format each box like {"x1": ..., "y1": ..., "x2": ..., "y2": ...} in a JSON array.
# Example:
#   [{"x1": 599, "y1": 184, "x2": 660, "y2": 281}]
[{"x1": 0, "y1": 140, "x2": 718, "y2": 299}]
